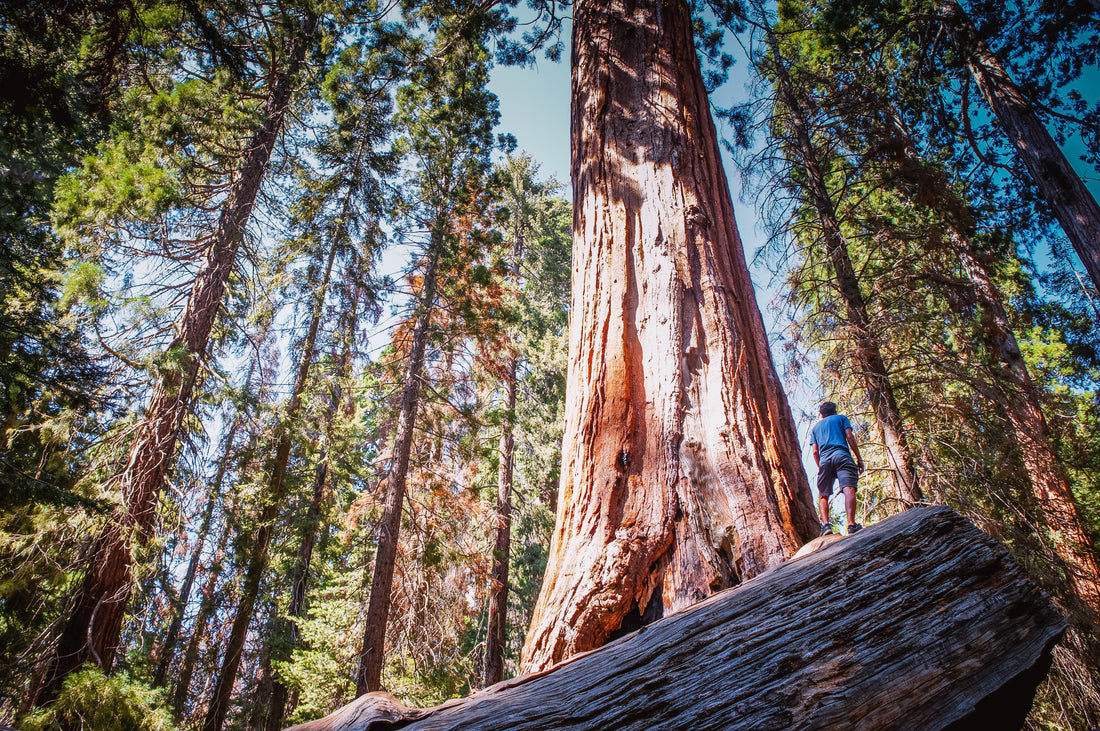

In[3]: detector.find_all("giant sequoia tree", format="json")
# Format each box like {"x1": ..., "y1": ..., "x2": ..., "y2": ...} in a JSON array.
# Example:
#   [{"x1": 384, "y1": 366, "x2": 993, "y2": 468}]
[{"x1": 521, "y1": 0, "x2": 819, "y2": 672}]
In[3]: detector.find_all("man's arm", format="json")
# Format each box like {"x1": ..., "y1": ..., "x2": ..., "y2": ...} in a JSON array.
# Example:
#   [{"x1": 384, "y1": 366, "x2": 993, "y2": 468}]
[
  {"x1": 845, "y1": 427, "x2": 865, "y2": 474},
  {"x1": 812, "y1": 443, "x2": 820, "y2": 468}
]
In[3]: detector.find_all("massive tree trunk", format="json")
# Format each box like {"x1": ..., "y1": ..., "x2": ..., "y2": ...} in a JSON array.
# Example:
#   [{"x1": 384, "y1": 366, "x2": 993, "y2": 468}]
[
  {"x1": 291, "y1": 506, "x2": 1066, "y2": 731},
  {"x1": 765, "y1": 29, "x2": 922, "y2": 506},
  {"x1": 520, "y1": 0, "x2": 819, "y2": 674},
  {"x1": 940, "y1": 0, "x2": 1100, "y2": 291},
  {"x1": 203, "y1": 177, "x2": 337, "y2": 731},
  {"x1": 355, "y1": 223, "x2": 445, "y2": 695},
  {"x1": 484, "y1": 350, "x2": 516, "y2": 687},
  {"x1": 40, "y1": 14, "x2": 316, "y2": 702}
]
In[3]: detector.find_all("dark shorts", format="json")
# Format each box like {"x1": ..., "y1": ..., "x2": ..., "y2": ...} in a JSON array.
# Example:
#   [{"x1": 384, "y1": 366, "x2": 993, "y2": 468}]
[{"x1": 817, "y1": 452, "x2": 858, "y2": 498}]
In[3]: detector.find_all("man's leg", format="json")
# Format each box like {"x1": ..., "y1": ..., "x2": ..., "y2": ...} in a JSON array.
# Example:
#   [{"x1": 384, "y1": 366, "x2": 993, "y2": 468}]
[
  {"x1": 819, "y1": 495, "x2": 830, "y2": 526},
  {"x1": 843, "y1": 485, "x2": 857, "y2": 526}
]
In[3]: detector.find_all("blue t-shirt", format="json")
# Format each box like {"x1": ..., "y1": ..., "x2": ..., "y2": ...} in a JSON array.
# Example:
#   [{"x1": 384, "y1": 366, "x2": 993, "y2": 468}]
[{"x1": 811, "y1": 414, "x2": 853, "y2": 461}]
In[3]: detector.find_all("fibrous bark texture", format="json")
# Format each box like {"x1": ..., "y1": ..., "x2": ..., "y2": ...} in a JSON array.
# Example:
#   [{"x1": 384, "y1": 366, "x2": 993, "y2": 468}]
[
  {"x1": 289, "y1": 506, "x2": 1065, "y2": 731},
  {"x1": 519, "y1": 0, "x2": 819, "y2": 673},
  {"x1": 484, "y1": 350, "x2": 516, "y2": 687}
]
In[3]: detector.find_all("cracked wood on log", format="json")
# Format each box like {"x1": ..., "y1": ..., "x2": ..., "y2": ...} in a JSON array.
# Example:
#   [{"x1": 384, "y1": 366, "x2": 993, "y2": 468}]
[{"x1": 287, "y1": 506, "x2": 1065, "y2": 731}]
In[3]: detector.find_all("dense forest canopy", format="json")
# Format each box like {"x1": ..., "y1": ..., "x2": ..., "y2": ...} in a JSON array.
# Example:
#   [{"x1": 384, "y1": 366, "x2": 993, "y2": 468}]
[{"x1": 0, "y1": 0, "x2": 1097, "y2": 728}]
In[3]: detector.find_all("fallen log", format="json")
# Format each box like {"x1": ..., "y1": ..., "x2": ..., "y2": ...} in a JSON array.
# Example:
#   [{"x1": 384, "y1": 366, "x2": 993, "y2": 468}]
[{"x1": 288, "y1": 506, "x2": 1066, "y2": 730}]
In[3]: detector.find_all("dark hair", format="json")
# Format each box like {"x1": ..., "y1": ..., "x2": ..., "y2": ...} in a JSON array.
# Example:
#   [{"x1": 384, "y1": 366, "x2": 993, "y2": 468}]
[{"x1": 819, "y1": 401, "x2": 838, "y2": 417}]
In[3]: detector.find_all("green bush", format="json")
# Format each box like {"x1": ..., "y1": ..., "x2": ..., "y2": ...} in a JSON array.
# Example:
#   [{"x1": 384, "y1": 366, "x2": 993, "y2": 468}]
[{"x1": 22, "y1": 666, "x2": 176, "y2": 731}]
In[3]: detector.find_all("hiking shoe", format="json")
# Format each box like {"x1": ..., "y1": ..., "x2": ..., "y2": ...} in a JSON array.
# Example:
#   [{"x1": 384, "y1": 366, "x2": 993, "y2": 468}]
[
  {"x1": 820, "y1": 524, "x2": 834, "y2": 537},
  {"x1": 847, "y1": 523, "x2": 863, "y2": 535}
]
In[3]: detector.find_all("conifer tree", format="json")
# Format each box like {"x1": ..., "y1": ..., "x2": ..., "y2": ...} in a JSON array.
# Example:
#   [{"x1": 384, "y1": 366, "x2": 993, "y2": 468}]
[{"x1": 355, "y1": 0, "x2": 500, "y2": 695}]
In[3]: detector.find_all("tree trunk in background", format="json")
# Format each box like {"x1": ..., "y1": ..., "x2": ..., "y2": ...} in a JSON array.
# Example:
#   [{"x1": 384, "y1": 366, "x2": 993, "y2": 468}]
[
  {"x1": 265, "y1": 442, "x2": 332, "y2": 731},
  {"x1": 153, "y1": 411, "x2": 243, "y2": 688},
  {"x1": 173, "y1": 514, "x2": 230, "y2": 721},
  {"x1": 882, "y1": 107, "x2": 1100, "y2": 612},
  {"x1": 950, "y1": 230, "x2": 1100, "y2": 611},
  {"x1": 765, "y1": 28, "x2": 922, "y2": 506},
  {"x1": 246, "y1": 625, "x2": 276, "y2": 731},
  {"x1": 520, "y1": 0, "x2": 819, "y2": 674},
  {"x1": 940, "y1": 0, "x2": 1100, "y2": 291},
  {"x1": 484, "y1": 351, "x2": 516, "y2": 687},
  {"x1": 40, "y1": 14, "x2": 316, "y2": 702},
  {"x1": 203, "y1": 174, "x2": 337, "y2": 731},
  {"x1": 355, "y1": 226, "x2": 444, "y2": 694}
]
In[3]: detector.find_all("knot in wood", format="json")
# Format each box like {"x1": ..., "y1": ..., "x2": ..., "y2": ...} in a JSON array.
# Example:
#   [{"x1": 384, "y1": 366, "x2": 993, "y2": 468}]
[{"x1": 685, "y1": 205, "x2": 711, "y2": 231}]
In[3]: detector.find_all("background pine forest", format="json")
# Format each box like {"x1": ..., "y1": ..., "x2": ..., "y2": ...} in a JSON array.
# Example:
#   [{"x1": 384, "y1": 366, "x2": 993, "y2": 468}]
[{"x1": 1, "y1": 0, "x2": 1098, "y2": 728}]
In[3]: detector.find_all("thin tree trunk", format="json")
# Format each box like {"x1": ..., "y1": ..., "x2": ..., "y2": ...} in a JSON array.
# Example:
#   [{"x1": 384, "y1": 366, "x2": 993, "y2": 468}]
[
  {"x1": 268, "y1": 291, "x2": 360, "y2": 727},
  {"x1": 765, "y1": 27, "x2": 922, "y2": 505},
  {"x1": 246, "y1": 621, "x2": 276, "y2": 731},
  {"x1": 520, "y1": 0, "x2": 819, "y2": 674},
  {"x1": 153, "y1": 412, "x2": 243, "y2": 688},
  {"x1": 883, "y1": 109, "x2": 1100, "y2": 611},
  {"x1": 264, "y1": 443, "x2": 332, "y2": 731},
  {"x1": 941, "y1": 0, "x2": 1100, "y2": 291},
  {"x1": 172, "y1": 514, "x2": 230, "y2": 721},
  {"x1": 484, "y1": 351, "x2": 516, "y2": 687},
  {"x1": 40, "y1": 14, "x2": 316, "y2": 702},
  {"x1": 203, "y1": 150, "x2": 337, "y2": 731},
  {"x1": 355, "y1": 223, "x2": 445, "y2": 695},
  {"x1": 950, "y1": 230, "x2": 1100, "y2": 610}
]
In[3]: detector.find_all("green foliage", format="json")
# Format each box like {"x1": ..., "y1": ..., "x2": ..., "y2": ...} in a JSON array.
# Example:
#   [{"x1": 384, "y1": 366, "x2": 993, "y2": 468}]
[{"x1": 22, "y1": 665, "x2": 176, "y2": 731}]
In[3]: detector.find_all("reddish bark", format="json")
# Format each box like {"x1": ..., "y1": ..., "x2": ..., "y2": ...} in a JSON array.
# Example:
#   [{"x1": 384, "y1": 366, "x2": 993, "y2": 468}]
[
  {"x1": 355, "y1": 229, "x2": 444, "y2": 695},
  {"x1": 520, "y1": 0, "x2": 818, "y2": 673},
  {"x1": 484, "y1": 350, "x2": 516, "y2": 687},
  {"x1": 883, "y1": 110, "x2": 1100, "y2": 613},
  {"x1": 951, "y1": 231, "x2": 1100, "y2": 612}
]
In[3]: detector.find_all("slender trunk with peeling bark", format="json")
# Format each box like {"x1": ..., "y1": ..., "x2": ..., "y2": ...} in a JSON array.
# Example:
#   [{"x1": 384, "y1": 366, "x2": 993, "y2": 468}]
[
  {"x1": 941, "y1": 0, "x2": 1100, "y2": 291},
  {"x1": 40, "y1": 15, "x2": 316, "y2": 703},
  {"x1": 950, "y1": 230, "x2": 1100, "y2": 611},
  {"x1": 520, "y1": 0, "x2": 819, "y2": 674},
  {"x1": 882, "y1": 107, "x2": 1100, "y2": 611},
  {"x1": 355, "y1": 223, "x2": 445, "y2": 695},
  {"x1": 484, "y1": 351, "x2": 516, "y2": 687},
  {"x1": 765, "y1": 28, "x2": 922, "y2": 505}
]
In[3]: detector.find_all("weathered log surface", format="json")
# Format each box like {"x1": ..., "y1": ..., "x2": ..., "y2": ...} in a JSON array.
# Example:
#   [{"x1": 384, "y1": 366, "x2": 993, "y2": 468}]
[{"x1": 288, "y1": 506, "x2": 1065, "y2": 731}]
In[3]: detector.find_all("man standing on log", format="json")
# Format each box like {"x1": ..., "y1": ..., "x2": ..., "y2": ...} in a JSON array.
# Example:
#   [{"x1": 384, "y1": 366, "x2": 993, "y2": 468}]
[{"x1": 811, "y1": 402, "x2": 865, "y2": 536}]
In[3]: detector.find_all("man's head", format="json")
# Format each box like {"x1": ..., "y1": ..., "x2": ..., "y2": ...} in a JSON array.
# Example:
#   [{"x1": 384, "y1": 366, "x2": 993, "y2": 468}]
[{"x1": 819, "y1": 401, "x2": 838, "y2": 417}]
